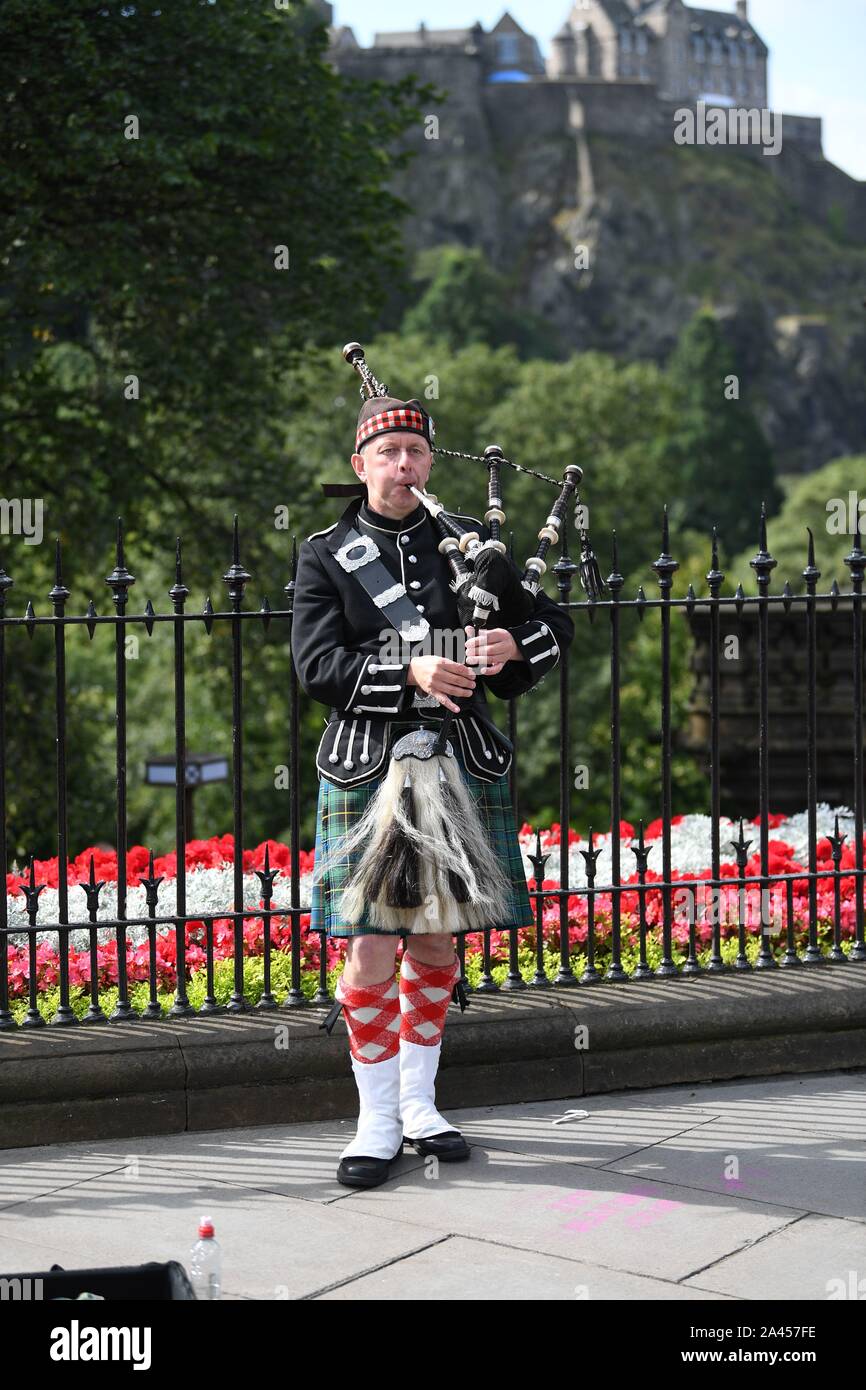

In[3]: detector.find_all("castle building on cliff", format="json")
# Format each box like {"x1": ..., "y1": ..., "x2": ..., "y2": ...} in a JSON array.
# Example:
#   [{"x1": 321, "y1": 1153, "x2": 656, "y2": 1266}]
[
  {"x1": 325, "y1": 0, "x2": 768, "y2": 110},
  {"x1": 319, "y1": 0, "x2": 825, "y2": 158}
]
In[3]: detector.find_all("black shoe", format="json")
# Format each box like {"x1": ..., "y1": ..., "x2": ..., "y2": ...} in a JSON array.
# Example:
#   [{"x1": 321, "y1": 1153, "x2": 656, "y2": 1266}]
[
  {"x1": 403, "y1": 1131, "x2": 470, "y2": 1161},
  {"x1": 336, "y1": 1145, "x2": 404, "y2": 1189}
]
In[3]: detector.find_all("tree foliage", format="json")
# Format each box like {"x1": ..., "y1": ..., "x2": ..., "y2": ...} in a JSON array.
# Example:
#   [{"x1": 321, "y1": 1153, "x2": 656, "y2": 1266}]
[
  {"x1": 0, "y1": 0, "x2": 433, "y2": 556},
  {"x1": 728, "y1": 455, "x2": 866, "y2": 594},
  {"x1": 401, "y1": 245, "x2": 560, "y2": 358},
  {"x1": 665, "y1": 309, "x2": 783, "y2": 556}
]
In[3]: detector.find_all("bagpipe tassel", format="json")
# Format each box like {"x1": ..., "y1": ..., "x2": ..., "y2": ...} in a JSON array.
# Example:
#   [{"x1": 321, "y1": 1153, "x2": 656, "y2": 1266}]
[
  {"x1": 578, "y1": 530, "x2": 607, "y2": 601},
  {"x1": 452, "y1": 978, "x2": 470, "y2": 1012},
  {"x1": 329, "y1": 754, "x2": 511, "y2": 935},
  {"x1": 319, "y1": 998, "x2": 345, "y2": 1034}
]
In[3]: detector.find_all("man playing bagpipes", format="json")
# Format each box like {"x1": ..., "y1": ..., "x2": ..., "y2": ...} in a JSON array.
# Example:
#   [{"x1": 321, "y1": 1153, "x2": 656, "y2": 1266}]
[{"x1": 291, "y1": 344, "x2": 590, "y2": 1190}]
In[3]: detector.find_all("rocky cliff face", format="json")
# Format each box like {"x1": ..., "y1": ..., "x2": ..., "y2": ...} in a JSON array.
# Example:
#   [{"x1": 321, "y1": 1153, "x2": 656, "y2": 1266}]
[
  {"x1": 558, "y1": 130, "x2": 866, "y2": 475},
  {"x1": 334, "y1": 51, "x2": 866, "y2": 476}
]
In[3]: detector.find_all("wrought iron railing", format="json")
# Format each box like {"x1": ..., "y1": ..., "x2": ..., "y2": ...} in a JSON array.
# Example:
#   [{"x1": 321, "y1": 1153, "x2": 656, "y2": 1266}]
[{"x1": 1, "y1": 506, "x2": 863, "y2": 1029}]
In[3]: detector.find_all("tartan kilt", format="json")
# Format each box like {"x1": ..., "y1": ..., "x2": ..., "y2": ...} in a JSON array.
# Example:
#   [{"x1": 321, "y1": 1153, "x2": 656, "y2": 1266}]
[{"x1": 308, "y1": 722, "x2": 533, "y2": 938}]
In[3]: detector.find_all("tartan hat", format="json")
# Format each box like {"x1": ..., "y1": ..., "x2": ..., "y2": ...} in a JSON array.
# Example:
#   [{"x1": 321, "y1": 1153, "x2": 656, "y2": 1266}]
[{"x1": 355, "y1": 395, "x2": 435, "y2": 453}]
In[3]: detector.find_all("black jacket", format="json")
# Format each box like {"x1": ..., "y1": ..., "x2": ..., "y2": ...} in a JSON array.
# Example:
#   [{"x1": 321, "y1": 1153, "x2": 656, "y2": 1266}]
[{"x1": 290, "y1": 496, "x2": 574, "y2": 786}]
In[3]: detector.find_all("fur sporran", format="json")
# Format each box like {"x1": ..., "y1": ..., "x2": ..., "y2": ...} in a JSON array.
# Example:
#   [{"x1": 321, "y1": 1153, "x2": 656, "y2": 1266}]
[{"x1": 315, "y1": 754, "x2": 511, "y2": 934}]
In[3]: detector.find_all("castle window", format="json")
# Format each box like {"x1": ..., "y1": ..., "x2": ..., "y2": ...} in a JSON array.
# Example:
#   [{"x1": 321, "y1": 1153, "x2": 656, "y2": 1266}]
[
  {"x1": 496, "y1": 33, "x2": 519, "y2": 65},
  {"x1": 709, "y1": 35, "x2": 722, "y2": 64},
  {"x1": 619, "y1": 27, "x2": 632, "y2": 52},
  {"x1": 745, "y1": 41, "x2": 756, "y2": 68},
  {"x1": 729, "y1": 39, "x2": 740, "y2": 65},
  {"x1": 692, "y1": 34, "x2": 706, "y2": 63},
  {"x1": 635, "y1": 30, "x2": 647, "y2": 55}
]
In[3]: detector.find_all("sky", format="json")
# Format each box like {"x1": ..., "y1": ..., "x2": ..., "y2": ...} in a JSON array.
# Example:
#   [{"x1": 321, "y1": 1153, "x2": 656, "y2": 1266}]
[{"x1": 330, "y1": 0, "x2": 866, "y2": 182}]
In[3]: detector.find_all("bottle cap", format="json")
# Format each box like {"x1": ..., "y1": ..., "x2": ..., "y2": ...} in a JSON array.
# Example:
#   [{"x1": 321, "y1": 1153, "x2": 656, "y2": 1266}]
[{"x1": 198, "y1": 1216, "x2": 215, "y2": 1237}]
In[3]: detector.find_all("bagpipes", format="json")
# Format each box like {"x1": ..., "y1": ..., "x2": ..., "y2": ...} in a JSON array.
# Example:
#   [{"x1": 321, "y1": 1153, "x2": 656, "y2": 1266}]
[{"x1": 317, "y1": 342, "x2": 607, "y2": 935}]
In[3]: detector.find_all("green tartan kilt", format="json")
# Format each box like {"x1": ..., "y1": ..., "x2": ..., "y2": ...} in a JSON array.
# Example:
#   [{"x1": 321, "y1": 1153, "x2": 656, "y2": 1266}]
[{"x1": 309, "y1": 722, "x2": 533, "y2": 938}]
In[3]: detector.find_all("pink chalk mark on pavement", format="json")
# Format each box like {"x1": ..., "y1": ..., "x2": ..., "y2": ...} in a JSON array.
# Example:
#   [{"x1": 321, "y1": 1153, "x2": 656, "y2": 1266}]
[{"x1": 530, "y1": 1185, "x2": 685, "y2": 1234}]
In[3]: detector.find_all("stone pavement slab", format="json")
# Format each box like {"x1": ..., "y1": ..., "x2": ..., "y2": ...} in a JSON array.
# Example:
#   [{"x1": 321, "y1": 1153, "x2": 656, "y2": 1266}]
[
  {"x1": 0, "y1": 1067, "x2": 862, "y2": 1300},
  {"x1": 334, "y1": 1149, "x2": 804, "y2": 1284},
  {"x1": 316, "y1": 1234, "x2": 738, "y2": 1301},
  {"x1": 0, "y1": 1124, "x2": 428, "y2": 1208},
  {"x1": 681, "y1": 1213, "x2": 866, "y2": 1301},
  {"x1": 606, "y1": 1120, "x2": 866, "y2": 1221},
  {"x1": 0, "y1": 1164, "x2": 445, "y2": 1300},
  {"x1": 0, "y1": 1102, "x2": 722, "y2": 1199},
  {"x1": 0, "y1": 1147, "x2": 132, "y2": 1211}
]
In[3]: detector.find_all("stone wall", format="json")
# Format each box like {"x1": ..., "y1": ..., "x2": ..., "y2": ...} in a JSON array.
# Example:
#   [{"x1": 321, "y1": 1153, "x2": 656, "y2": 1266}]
[{"x1": 779, "y1": 114, "x2": 823, "y2": 158}]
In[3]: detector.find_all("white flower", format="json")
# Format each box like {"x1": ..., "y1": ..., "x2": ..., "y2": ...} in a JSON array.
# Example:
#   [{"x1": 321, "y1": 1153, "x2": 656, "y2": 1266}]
[{"x1": 4, "y1": 863, "x2": 314, "y2": 953}]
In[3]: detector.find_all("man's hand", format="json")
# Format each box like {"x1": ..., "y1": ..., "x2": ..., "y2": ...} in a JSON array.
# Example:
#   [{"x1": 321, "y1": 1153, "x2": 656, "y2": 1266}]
[
  {"x1": 407, "y1": 654, "x2": 476, "y2": 714},
  {"x1": 464, "y1": 625, "x2": 523, "y2": 676}
]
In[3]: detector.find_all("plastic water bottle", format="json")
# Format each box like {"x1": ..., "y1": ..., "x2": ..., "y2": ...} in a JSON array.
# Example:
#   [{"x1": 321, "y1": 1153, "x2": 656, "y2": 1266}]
[{"x1": 189, "y1": 1215, "x2": 222, "y2": 1299}]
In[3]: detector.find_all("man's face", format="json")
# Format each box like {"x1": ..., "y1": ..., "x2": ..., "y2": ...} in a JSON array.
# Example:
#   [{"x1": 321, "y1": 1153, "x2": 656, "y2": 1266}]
[{"x1": 351, "y1": 431, "x2": 433, "y2": 518}]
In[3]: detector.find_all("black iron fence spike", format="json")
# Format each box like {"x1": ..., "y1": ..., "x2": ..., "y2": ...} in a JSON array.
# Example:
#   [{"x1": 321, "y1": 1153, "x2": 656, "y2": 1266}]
[
  {"x1": 843, "y1": 526, "x2": 865, "y2": 588},
  {"x1": 169, "y1": 538, "x2": 189, "y2": 605},
  {"x1": 49, "y1": 537, "x2": 70, "y2": 604},
  {"x1": 105, "y1": 519, "x2": 135, "y2": 596},
  {"x1": 803, "y1": 526, "x2": 820, "y2": 584}
]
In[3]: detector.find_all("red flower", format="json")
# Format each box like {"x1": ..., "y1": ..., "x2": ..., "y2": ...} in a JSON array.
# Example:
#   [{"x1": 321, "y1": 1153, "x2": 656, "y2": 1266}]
[{"x1": 644, "y1": 815, "x2": 685, "y2": 840}]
